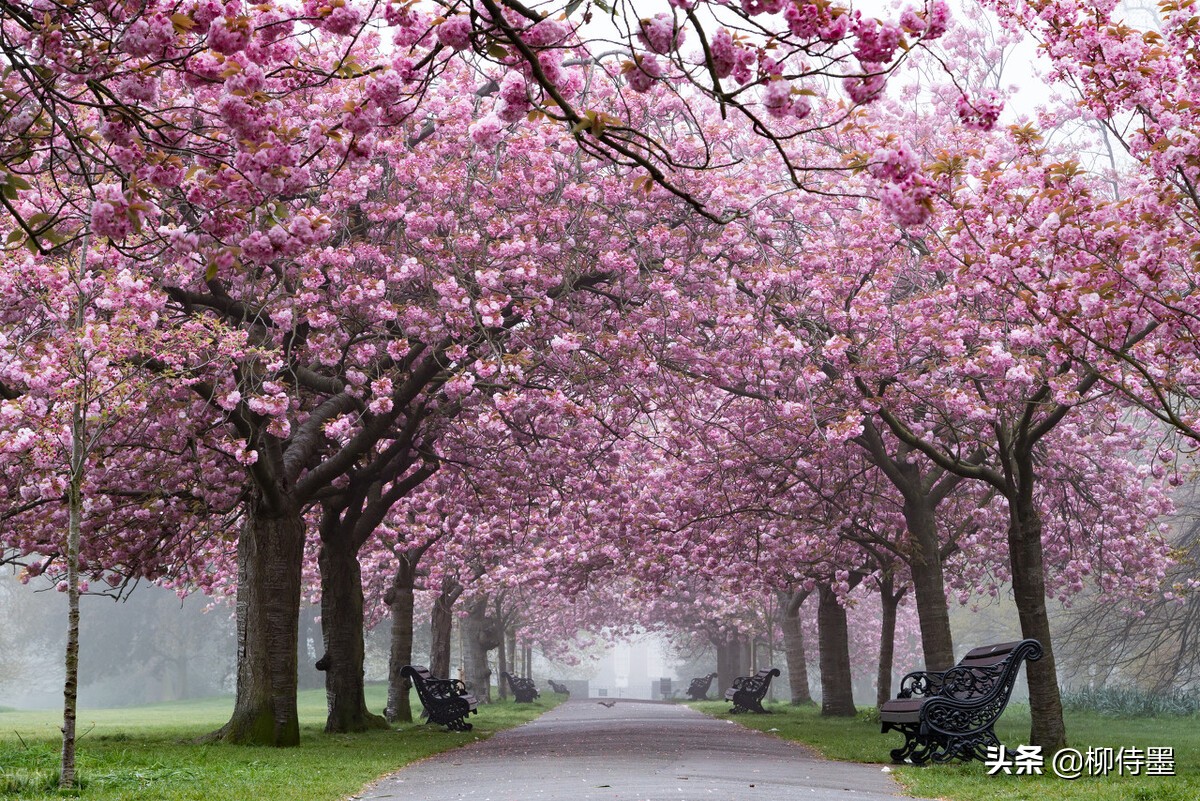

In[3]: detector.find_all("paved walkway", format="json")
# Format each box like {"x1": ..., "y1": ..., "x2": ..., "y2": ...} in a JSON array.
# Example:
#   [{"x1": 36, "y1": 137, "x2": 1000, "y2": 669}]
[{"x1": 355, "y1": 700, "x2": 931, "y2": 801}]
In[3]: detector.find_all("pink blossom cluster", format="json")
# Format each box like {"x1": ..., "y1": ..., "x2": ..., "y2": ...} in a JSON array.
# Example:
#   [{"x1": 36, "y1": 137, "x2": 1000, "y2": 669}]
[
  {"x1": 189, "y1": 0, "x2": 226, "y2": 34},
  {"x1": 89, "y1": 184, "x2": 143, "y2": 240},
  {"x1": 522, "y1": 19, "x2": 571, "y2": 48},
  {"x1": 437, "y1": 15, "x2": 474, "y2": 51},
  {"x1": 740, "y1": 0, "x2": 787, "y2": 14},
  {"x1": 784, "y1": 1, "x2": 851, "y2": 42},
  {"x1": 867, "y1": 141, "x2": 919, "y2": 182},
  {"x1": 852, "y1": 17, "x2": 903, "y2": 66},
  {"x1": 708, "y1": 28, "x2": 738, "y2": 80},
  {"x1": 878, "y1": 173, "x2": 934, "y2": 226},
  {"x1": 207, "y1": 15, "x2": 252, "y2": 55},
  {"x1": 304, "y1": 0, "x2": 363, "y2": 36},
  {"x1": 496, "y1": 72, "x2": 532, "y2": 123},
  {"x1": 469, "y1": 113, "x2": 506, "y2": 147},
  {"x1": 955, "y1": 91, "x2": 1003, "y2": 131},
  {"x1": 113, "y1": 73, "x2": 159, "y2": 105},
  {"x1": 843, "y1": 71, "x2": 886, "y2": 104},
  {"x1": 761, "y1": 80, "x2": 812, "y2": 120},
  {"x1": 120, "y1": 14, "x2": 176, "y2": 58},
  {"x1": 626, "y1": 54, "x2": 666, "y2": 93},
  {"x1": 706, "y1": 27, "x2": 760, "y2": 84},
  {"x1": 898, "y1": 2, "x2": 950, "y2": 40},
  {"x1": 638, "y1": 14, "x2": 686, "y2": 55}
]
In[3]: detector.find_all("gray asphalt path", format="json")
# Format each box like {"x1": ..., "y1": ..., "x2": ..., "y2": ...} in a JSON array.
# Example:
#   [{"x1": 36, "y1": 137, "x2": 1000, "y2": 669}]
[{"x1": 353, "y1": 699, "x2": 931, "y2": 801}]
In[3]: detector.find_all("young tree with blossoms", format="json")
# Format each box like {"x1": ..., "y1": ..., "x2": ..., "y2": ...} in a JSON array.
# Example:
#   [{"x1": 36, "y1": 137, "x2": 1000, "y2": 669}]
[{"x1": 0, "y1": 239, "x2": 192, "y2": 785}]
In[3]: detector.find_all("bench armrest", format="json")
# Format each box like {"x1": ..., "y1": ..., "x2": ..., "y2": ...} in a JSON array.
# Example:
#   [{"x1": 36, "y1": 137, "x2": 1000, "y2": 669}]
[{"x1": 897, "y1": 669, "x2": 945, "y2": 698}]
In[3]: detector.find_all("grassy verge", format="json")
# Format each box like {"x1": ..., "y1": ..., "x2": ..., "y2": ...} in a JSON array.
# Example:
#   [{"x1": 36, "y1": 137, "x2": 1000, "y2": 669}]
[
  {"x1": 690, "y1": 700, "x2": 1197, "y2": 801},
  {"x1": 1, "y1": 686, "x2": 565, "y2": 801}
]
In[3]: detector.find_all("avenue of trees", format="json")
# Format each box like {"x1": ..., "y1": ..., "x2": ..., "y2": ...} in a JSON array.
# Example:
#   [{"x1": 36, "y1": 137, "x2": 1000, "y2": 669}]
[{"x1": 3, "y1": 0, "x2": 1200, "y2": 786}]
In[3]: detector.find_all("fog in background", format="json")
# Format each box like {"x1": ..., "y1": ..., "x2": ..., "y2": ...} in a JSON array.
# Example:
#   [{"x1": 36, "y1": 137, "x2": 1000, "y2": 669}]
[{"x1": 0, "y1": 572, "x2": 245, "y2": 709}]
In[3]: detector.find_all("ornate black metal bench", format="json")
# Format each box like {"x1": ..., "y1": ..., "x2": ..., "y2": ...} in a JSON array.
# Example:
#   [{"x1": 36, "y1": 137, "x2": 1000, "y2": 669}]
[
  {"x1": 500, "y1": 671, "x2": 540, "y2": 703},
  {"x1": 724, "y1": 668, "x2": 780, "y2": 713},
  {"x1": 880, "y1": 639, "x2": 1043, "y2": 764},
  {"x1": 547, "y1": 679, "x2": 569, "y2": 696},
  {"x1": 686, "y1": 672, "x2": 719, "y2": 701},
  {"x1": 401, "y1": 664, "x2": 478, "y2": 731}
]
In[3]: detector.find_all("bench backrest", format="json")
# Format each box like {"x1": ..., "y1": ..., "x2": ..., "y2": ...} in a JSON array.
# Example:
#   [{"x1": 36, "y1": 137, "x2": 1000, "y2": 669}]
[
  {"x1": 502, "y1": 671, "x2": 533, "y2": 687},
  {"x1": 938, "y1": 639, "x2": 1042, "y2": 702},
  {"x1": 402, "y1": 664, "x2": 467, "y2": 705},
  {"x1": 732, "y1": 668, "x2": 780, "y2": 694}
]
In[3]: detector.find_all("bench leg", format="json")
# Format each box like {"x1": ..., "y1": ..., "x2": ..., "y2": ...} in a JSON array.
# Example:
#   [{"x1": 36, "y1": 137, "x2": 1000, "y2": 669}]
[
  {"x1": 730, "y1": 691, "x2": 771, "y2": 714},
  {"x1": 930, "y1": 728, "x2": 999, "y2": 763},
  {"x1": 884, "y1": 723, "x2": 933, "y2": 765}
]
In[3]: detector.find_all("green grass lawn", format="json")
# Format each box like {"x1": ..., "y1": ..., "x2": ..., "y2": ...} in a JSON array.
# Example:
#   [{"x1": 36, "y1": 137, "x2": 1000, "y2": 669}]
[
  {"x1": 0, "y1": 686, "x2": 565, "y2": 800},
  {"x1": 690, "y1": 700, "x2": 1198, "y2": 801}
]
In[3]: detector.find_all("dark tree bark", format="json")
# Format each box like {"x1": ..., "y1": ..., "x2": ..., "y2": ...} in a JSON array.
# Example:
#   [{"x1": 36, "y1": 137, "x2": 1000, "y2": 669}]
[
  {"x1": 903, "y1": 492, "x2": 956, "y2": 672},
  {"x1": 319, "y1": 530, "x2": 388, "y2": 732},
  {"x1": 384, "y1": 552, "x2": 420, "y2": 724},
  {"x1": 497, "y1": 625, "x2": 509, "y2": 700},
  {"x1": 315, "y1": 455, "x2": 437, "y2": 731},
  {"x1": 876, "y1": 575, "x2": 906, "y2": 708},
  {"x1": 715, "y1": 637, "x2": 735, "y2": 695},
  {"x1": 430, "y1": 578, "x2": 462, "y2": 678},
  {"x1": 214, "y1": 498, "x2": 306, "y2": 746},
  {"x1": 817, "y1": 583, "x2": 857, "y2": 717},
  {"x1": 1009, "y1": 458, "x2": 1067, "y2": 750},
  {"x1": 462, "y1": 595, "x2": 503, "y2": 701},
  {"x1": 780, "y1": 589, "x2": 814, "y2": 705},
  {"x1": 854, "y1": 422, "x2": 959, "y2": 673}
]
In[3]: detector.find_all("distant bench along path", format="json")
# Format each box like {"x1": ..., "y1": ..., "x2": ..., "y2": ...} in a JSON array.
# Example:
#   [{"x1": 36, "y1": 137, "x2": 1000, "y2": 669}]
[{"x1": 354, "y1": 699, "x2": 932, "y2": 801}]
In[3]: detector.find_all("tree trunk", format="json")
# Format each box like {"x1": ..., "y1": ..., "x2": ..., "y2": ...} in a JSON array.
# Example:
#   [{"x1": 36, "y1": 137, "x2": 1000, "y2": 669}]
[
  {"x1": 462, "y1": 596, "x2": 494, "y2": 702},
  {"x1": 780, "y1": 590, "x2": 814, "y2": 705},
  {"x1": 877, "y1": 577, "x2": 904, "y2": 708},
  {"x1": 59, "y1": 402, "x2": 84, "y2": 788},
  {"x1": 737, "y1": 637, "x2": 753, "y2": 677},
  {"x1": 903, "y1": 495, "x2": 956, "y2": 672},
  {"x1": 430, "y1": 579, "x2": 461, "y2": 678},
  {"x1": 384, "y1": 553, "x2": 418, "y2": 724},
  {"x1": 497, "y1": 625, "x2": 509, "y2": 700},
  {"x1": 1009, "y1": 480, "x2": 1067, "y2": 750},
  {"x1": 817, "y1": 584, "x2": 857, "y2": 717},
  {"x1": 715, "y1": 638, "x2": 735, "y2": 695},
  {"x1": 318, "y1": 533, "x2": 388, "y2": 732},
  {"x1": 213, "y1": 498, "x2": 305, "y2": 746}
]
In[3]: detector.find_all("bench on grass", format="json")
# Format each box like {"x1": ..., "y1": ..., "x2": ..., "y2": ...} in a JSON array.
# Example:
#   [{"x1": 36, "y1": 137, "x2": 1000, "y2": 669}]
[
  {"x1": 401, "y1": 664, "x2": 478, "y2": 731},
  {"x1": 724, "y1": 668, "x2": 780, "y2": 713},
  {"x1": 686, "y1": 672, "x2": 719, "y2": 701},
  {"x1": 880, "y1": 639, "x2": 1043, "y2": 764},
  {"x1": 547, "y1": 679, "x2": 570, "y2": 696},
  {"x1": 500, "y1": 671, "x2": 540, "y2": 703}
]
